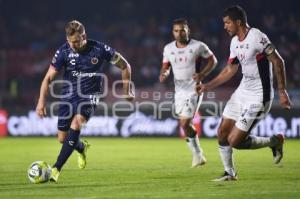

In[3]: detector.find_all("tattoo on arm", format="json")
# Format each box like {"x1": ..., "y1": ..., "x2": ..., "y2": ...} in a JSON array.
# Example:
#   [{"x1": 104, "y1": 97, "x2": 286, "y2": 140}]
[{"x1": 268, "y1": 51, "x2": 286, "y2": 90}]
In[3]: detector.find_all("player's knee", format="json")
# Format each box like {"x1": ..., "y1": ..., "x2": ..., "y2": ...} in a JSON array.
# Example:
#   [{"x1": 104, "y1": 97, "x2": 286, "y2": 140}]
[
  {"x1": 217, "y1": 127, "x2": 229, "y2": 144},
  {"x1": 70, "y1": 116, "x2": 86, "y2": 130},
  {"x1": 179, "y1": 120, "x2": 190, "y2": 131},
  {"x1": 227, "y1": 135, "x2": 240, "y2": 148}
]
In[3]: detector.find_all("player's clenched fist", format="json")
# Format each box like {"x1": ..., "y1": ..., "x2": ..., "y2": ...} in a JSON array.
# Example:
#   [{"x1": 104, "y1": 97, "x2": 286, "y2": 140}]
[
  {"x1": 279, "y1": 89, "x2": 292, "y2": 109},
  {"x1": 195, "y1": 83, "x2": 208, "y2": 95},
  {"x1": 36, "y1": 102, "x2": 47, "y2": 117}
]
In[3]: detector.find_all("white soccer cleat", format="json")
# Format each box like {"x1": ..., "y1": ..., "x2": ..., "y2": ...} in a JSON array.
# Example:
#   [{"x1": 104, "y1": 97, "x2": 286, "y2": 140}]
[
  {"x1": 212, "y1": 171, "x2": 238, "y2": 182},
  {"x1": 191, "y1": 153, "x2": 207, "y2": 168}
]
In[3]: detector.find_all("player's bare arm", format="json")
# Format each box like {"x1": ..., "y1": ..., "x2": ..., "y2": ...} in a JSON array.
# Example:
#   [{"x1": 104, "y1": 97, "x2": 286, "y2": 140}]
[
  {"x1": 112, "y1": 52, "x2": 135, "y2": 101},
  {"x1": 192, "y1": 55, "x2": 218, "y2": 82},
  {"x1": 267, "y1": 49, "x2": 292, "y2": 109},
  {"x1": 36, "y1": 66, "x2": 58, "y2": 117},
  {"x1": 196, "y1": 63, "x2": 239, "y2": 94},
  {"x1": 159, "y1": 62, "x2": 171, "y2": 83}
]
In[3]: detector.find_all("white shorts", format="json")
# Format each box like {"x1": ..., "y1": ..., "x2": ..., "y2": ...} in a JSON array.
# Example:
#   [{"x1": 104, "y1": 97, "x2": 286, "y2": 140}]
[
  {"x1": 175, "y1": 92, "x2": 203, "y2": 119},
  {"x1": 223, "y1": 92, "x2": 272, "y2": 132}
]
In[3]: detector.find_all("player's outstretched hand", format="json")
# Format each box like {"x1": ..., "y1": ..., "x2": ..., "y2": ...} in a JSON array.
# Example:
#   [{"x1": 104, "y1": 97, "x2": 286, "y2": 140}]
[
  {"x1": 36, "y1": 102, "x2": 47, "y2": 118},
  {"x1": 279, "y1": 89, "x2": 292, "y2": 109},
  {"x1": 124, "y1": 90, "x2": 135, "y2": 101},
  {"x1": 195, "y1": 83, "x2": 208, "y2": 95}
]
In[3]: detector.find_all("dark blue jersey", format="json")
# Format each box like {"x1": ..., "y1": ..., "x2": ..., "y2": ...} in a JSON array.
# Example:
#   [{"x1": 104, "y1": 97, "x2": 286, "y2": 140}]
[{"x1": 51, "y1": 39, "x2": 115, "y2": 102}]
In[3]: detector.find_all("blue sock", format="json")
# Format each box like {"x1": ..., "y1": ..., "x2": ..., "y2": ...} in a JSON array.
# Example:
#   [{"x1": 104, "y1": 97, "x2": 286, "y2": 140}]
[
  {"x1": 53, "y1": 128, "x2": 80, "y2": 171},
  {"x1": 75, "y1": 140, "x2": 84, "y2": 153}
]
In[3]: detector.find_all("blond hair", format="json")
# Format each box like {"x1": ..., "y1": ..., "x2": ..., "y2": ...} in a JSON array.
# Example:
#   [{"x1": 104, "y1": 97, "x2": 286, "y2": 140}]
[{"x1": 65, "y1": 20, "x2": 85, "y2": 36}]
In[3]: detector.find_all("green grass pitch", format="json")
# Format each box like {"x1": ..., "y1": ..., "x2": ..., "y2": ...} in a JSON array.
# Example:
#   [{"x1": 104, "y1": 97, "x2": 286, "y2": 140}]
[{"x1": 0, "y1": 137, "x2": 300, "y2": 199}]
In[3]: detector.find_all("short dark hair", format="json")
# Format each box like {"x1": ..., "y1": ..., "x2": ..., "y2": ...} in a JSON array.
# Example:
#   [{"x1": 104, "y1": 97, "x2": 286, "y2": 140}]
[
  {"x1": 173, "y1": 18, "x2": 188, "y2": 26},
  {"x1": 65, "y1": 20, "x2": 85, "y2": 37},
  {"x1": 223, "y1": 5, "x2": 247, "y2": 25}
]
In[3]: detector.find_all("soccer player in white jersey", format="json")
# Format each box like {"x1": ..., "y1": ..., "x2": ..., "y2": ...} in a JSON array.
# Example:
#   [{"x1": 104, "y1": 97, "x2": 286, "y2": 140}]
[
  {"x1": 160, "y1": 18, "x2": 217, "y2": 167},
  {"x1": 196, "y1": 6, "x2": 292, "y2": 181}
]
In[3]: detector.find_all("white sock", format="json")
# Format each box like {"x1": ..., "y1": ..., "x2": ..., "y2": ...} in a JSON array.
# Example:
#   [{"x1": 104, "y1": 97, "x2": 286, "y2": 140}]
[
  {"x1": 186, "y1": 136, "x2": 202, "y2": 156},
  {"x1": 250, "y1": 136, "x2": 271, "y2": 149},
  {"x1": 219, "y1": 145, "x2": 235, "y2": 176}
]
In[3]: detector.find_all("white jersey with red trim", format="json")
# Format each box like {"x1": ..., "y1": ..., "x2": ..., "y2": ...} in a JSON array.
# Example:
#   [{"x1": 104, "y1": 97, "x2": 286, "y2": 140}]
[
  {"x1": 163, "y1": 39, "x2": 213, "y2": 94},
  {"x1": 228, "y1": 28, "x2": 275, "y2": 103}
]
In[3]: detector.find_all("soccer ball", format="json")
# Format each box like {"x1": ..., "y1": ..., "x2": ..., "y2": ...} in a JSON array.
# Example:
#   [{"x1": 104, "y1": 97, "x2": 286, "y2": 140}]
[{"x1": 27, "y1": 161, "x2": 51, "y2": 184}]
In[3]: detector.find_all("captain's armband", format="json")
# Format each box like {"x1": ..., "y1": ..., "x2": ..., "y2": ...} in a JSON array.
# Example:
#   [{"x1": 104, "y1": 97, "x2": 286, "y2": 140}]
[
  {"x1": 110, "y1": 52, "x2": 121, "y2": 65},
  {"x1": 264, "y1": 44, "x2": 275, "y2": 56}
]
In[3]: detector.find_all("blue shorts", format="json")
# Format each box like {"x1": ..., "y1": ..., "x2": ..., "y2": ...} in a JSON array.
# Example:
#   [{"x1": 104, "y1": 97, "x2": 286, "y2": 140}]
[{"x1": 57, "y1": 100, "x2": 96, "y2": 131}]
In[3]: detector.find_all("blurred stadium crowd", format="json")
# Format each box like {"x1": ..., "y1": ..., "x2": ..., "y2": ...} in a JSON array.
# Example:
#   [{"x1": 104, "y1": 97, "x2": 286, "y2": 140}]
[{"x1": 0, "y1": 0, "x2": 299, "y2": 111}]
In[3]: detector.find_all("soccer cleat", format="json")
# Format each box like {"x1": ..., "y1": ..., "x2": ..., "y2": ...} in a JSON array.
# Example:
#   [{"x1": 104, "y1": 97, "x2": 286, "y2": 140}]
[
  {"x1": 191, "y1": 153, "x2": 207, "y2": 168},
  {"x1": 78, "y1": 140, "x2": 90, "y2": 169},
  {"x1": 49, "y1": 167, "x2": 60, "y2": 183},
  {"x1": 212, "y1": 171, "x2": 238, "y2": 182},
  {"x1": 270, "y1": 134, "x2": 284, "y2": 164}
]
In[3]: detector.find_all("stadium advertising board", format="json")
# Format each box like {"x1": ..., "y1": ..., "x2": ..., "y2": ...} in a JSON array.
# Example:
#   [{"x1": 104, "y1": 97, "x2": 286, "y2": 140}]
[{"x1": 5, "y1": 108, "x2": 300, "y2": 138}]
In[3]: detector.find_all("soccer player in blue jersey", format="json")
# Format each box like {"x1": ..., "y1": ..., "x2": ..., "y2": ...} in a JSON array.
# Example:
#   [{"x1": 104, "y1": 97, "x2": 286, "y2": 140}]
[{"x1": 36, "y1": 20, "x2": 134, "y2": 182}]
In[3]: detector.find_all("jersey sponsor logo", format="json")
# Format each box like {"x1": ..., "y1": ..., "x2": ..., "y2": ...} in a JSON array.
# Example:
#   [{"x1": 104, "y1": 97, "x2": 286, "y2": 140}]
[
  {"x1": 70, "y1": 59, "x2": 76, "y2": 65},
  {"x1": 68, "y1": 52, "x2": 79, "y2": 58},
  {"x1": 72, "y1": 71, "x2": 97, "y2": 77},
  {"x1": 244, "y1": 75, "x2": 256, "y2": 80},
  {"x1": 240, "y1": 44, "x2": 250, "y2": 49},
  {"x1": 91, "y1": 57, "x2": 99, "y2": 65},
  {"x1": 176, "y1": 56, "x2": 188, "y2": 63}
]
